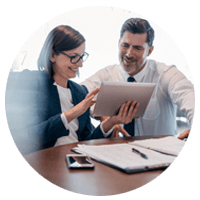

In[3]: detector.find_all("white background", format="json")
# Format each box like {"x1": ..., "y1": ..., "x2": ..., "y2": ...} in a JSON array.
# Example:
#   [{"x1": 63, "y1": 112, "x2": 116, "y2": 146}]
[{"x1": 11, "y1": 6, "x2": 193, "y2": 83}]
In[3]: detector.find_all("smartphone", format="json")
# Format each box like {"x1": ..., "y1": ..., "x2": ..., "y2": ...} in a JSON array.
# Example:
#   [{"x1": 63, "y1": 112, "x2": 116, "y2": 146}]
[{"x1": 66, "y1": 154, "x2": 95, "y2": 169}]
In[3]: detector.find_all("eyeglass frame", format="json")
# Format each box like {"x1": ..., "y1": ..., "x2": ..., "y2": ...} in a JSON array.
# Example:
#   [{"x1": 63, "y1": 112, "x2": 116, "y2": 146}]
[{"x1": 57, "y1": 51, "x2": 89, "y2": 64}]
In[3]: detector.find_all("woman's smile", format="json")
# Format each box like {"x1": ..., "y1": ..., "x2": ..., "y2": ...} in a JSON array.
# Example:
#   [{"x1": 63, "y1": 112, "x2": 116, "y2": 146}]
[{"x1": 69, "y1": 67, "x2": 79, "y2": 72}]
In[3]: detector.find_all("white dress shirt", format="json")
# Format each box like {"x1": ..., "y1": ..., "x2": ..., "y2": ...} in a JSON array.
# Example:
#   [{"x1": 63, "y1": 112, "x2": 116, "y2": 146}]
[
  {"x1": 81, "y1": 59, "x2": 194, "y2": 136},
  {"x1": 54, "y1": 82, "x2": 112, "y2": 147}
]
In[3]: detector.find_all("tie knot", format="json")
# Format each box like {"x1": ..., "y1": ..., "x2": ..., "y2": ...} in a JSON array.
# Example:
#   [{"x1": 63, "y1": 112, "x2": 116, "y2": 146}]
[{"x1": 127, "y1": 76, "x2": 136, "y2": 82}]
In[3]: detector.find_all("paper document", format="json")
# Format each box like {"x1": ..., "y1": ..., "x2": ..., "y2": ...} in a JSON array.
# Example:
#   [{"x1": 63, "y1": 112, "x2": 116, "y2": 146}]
[
  {"x1": 129, "y1": 136, "x2": 185, "y2": 156},
  {"x1": 72, "y1": 136, "x2": 185, "y2": 173}
]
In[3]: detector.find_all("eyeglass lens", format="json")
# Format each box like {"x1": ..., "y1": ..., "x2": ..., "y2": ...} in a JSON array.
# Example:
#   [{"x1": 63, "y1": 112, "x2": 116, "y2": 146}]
[{"x1": 72, "y1": 53, "x2": 88, "y2": 64}]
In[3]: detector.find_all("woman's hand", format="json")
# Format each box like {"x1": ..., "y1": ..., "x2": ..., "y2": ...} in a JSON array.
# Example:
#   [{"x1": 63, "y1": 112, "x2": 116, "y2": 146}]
[
  {"x1": 110, "y1": 100, "x2": 139, "y2": 125},
  {"x1": 77, "y1": 88, "x2": 99, "y2": 114},
  {"x1": 64, "y1": 88, "x2": 99, "y2": 123},
  {"x1": 102, "y1": 100, "x2": 139, "y2": 133}
]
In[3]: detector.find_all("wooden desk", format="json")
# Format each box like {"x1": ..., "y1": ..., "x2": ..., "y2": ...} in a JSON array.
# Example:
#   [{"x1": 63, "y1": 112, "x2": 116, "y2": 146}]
[{"x1": 24, "y1": 136, "x2": 168, "y2": 196}]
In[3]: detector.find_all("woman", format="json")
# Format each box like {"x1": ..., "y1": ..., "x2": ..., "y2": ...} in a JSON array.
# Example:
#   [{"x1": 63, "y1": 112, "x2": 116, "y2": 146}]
[{"x1": 8, "y1": 25, "x2": 139, "y2": 155}]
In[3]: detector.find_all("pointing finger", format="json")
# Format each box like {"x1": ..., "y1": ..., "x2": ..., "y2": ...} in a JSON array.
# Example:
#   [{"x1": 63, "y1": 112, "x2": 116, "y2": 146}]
[{"x1": 89, "y1": 88, "x2": 100, "y2": 96}]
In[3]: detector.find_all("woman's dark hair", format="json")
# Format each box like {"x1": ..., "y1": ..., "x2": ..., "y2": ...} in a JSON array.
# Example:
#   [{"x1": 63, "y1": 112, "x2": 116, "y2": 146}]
[
  {"x1": 38, "y1": 25, "x2": 85, "y2": 77},
  {"x1": 120, "y1": 18, "x2": 155, "y2": 47}
]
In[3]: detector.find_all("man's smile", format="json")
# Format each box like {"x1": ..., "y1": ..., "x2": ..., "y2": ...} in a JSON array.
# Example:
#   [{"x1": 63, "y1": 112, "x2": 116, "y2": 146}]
[{"x1": 123, "y1": 56, "x2": 136, "y2": 65}]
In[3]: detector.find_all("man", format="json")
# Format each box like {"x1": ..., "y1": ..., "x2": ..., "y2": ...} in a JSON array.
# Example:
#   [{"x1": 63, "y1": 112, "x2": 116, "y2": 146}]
[{"x1": 81, "y1": 18, "x2": 194, "y2": 140}]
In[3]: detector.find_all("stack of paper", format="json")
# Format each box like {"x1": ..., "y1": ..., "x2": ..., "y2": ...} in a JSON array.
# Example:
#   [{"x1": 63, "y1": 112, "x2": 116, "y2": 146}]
[
  {"x1": 129, "y1": 136, "x2": 185, "y2": 156},
  {"x1": 72, "y1": 136, "x2": 185, "y2": 174}
]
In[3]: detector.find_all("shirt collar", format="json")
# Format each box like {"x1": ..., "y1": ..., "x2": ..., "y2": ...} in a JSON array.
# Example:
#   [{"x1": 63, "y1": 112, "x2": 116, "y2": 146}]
[{"x1": 122, "y1": 60, "x2": 149, "y2": 82}]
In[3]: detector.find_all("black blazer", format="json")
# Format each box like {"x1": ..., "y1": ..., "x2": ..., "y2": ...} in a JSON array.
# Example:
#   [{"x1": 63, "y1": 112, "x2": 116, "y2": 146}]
[{"x1": 6, "y1": 70, "x2": 105, "y2": 155}]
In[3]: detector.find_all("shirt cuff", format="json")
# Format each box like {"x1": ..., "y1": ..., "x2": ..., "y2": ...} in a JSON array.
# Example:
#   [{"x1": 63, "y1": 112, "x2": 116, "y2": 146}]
[
  {"x1": 60, "y1": 113, "x2": 70, "y2": 130},
  {"x1": 100, "y1": 123, "x2": 113, "y2": 137}
]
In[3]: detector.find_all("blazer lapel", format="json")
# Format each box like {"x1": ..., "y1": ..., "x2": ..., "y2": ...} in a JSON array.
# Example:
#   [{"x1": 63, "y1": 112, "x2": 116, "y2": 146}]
[{"x1": 68, "y1": 80, "x2": 87, "y2": 135}]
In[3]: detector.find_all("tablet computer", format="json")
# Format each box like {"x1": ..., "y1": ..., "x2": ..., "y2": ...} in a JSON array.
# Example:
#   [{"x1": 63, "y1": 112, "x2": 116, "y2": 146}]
[{"x1": 92, "y1": 82, "x2": 156, "y2": 118}]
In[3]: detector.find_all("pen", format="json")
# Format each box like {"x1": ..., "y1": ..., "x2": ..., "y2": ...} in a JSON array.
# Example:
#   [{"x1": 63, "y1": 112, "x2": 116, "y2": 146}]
[{"x1": 132, "y1": 148, "x2": 148, "y2": 159}]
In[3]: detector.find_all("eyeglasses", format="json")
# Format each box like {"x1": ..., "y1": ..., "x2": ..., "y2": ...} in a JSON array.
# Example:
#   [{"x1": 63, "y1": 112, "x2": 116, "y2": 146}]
[{"x1": 58, "y1": 51, "x2": 89, "y2": 64}]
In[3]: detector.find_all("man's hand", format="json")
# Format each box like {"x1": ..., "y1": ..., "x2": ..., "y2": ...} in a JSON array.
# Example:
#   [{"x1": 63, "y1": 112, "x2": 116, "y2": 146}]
[
  {"x1": 178, "y1": 129, "x2": 190, "y2": 140},
  {"x1": 111, "y1": 124, "x2": 131, "y2": 138}
]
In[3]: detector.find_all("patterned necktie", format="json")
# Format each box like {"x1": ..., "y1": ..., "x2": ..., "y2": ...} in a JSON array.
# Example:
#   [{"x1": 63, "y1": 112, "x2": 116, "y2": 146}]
[{"x1": 124, "y1": 76, "x2": 136, "y2": 136}]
